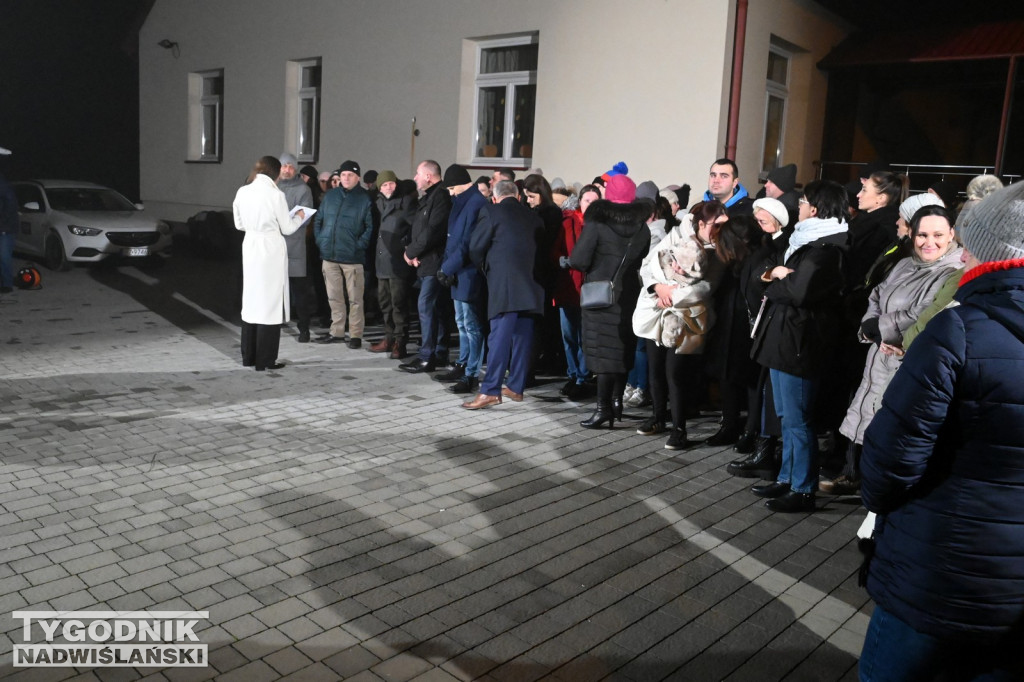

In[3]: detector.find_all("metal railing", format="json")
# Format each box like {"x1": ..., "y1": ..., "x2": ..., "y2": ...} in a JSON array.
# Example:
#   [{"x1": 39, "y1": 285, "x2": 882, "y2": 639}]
[{"x1": 817, "y1": 161, "x2": 1020, "y2": 196}]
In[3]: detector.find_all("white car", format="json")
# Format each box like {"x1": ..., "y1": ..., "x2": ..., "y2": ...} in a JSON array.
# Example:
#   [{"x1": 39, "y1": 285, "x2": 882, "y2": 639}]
[{"x1": 12, "y1": 180, "x2": 172, "y2": 270}]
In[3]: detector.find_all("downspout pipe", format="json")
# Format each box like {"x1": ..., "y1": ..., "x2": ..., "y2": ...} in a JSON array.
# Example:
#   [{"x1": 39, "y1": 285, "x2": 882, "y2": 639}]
[
  {"x1": 995, "y1": 55, "x2": 1017, "y2": 177},
  {"x1": 725, "y1": 0, "x2": 749, "y2": 160}
]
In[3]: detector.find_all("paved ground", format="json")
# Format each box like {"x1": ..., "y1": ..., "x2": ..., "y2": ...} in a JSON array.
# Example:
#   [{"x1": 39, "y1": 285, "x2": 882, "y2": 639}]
[{"x1": 0, "y1": 258, "x2": 870, "y2": 681}]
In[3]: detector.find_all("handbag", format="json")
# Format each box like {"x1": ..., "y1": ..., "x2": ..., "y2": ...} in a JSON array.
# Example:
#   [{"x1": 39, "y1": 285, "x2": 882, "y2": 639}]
[
  {"x1": 579, "y1": 230, "x2": 644, "y2": 310},
  {"x1": 580, "y1": 280, "x2": 615, "y2": 309}
]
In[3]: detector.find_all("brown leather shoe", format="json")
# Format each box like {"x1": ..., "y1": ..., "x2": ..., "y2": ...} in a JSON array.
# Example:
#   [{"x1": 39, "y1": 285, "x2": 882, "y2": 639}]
[
  {"x1": 368, "y1": 338, "x2": 391, "y2": 353},
  {"x1": 461, "y1": 393, "x2": 502, "y2": 410},
  {"x1": 501, "y1": 387, "x2": 524, "y2": 402},
  {"x1": 390, "y1": 342, "x2": 408, "y2": 360}
]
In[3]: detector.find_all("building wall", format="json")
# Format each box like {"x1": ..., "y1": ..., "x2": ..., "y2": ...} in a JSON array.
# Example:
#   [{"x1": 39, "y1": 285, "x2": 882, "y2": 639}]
[
  {"x1": 737, "y1": 0, "x2": 851, "y2": 190},
  {"x1": 140, "y1": 0, "x2": 846, "y2": 220}
]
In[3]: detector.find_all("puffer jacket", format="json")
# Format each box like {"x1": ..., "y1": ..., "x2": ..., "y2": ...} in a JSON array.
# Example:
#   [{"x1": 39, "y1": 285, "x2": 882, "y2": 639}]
[
  {"x1": 313, "y1": 185, "x2": 373, "y2": 264},
  {"x1": 862, "y1": 262, "x2": 1024, "y2": 641},
  {"x1": 569, "y1": 199, "x2": 650, "y2": 374},
  {"x1": 839, "y1": 244, "x2": 963, "y2": 444}
]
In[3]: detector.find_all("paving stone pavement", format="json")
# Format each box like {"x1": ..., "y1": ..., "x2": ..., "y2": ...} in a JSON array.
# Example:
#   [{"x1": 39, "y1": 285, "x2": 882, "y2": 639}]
[{"x1": 0, "y1": 264, "x2": 871, "y2": 681}]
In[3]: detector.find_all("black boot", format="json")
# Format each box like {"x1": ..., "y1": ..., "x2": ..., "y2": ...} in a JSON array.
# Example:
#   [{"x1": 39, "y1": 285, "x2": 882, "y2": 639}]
[
  {"x1": 581, "y1": 374, "x2": 615, "y2": 429},
  {"x1": 726, "y1": 436, "x2": 779, "y2": 478},
  {"x1": 611, "y1": 373, "x2": 625, "y2": 419},
  {"x1": 733, "y1": 431, "x2": 758, "y2": 454}
]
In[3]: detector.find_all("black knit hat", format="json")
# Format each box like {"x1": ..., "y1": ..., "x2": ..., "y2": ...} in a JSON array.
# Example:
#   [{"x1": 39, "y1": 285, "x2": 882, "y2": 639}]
[
  {"x1": 338, "y1": 160, "x2": 360, "y2": 175},
  {"x1": 443, "y1": 164, "x2": 472, "y2": 188},
  {"x1": 767, "y1": 163, "x2": 797, "y2": 193}
]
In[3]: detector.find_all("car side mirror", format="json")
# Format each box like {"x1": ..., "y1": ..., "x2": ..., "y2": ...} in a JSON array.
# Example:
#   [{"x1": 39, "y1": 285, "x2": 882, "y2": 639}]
[
  {"x1": 22, "y1": 201, "x2": 40, "y2": 211},
  {"x1": 134, "y1": 202, "x2": 145, "y2": 210}
]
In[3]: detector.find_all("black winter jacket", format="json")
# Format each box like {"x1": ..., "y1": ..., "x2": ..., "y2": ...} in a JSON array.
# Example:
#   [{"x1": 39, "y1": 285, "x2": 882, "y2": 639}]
[
  {"x1": 405, "y1": 182, "x2": 452, "y2": 277},
  {"x1": 749, "y1": 230, "x2": 847, "y2": 378},
  {"x1": 569, "y1": 200, "x2": 649, "y2": 374}
]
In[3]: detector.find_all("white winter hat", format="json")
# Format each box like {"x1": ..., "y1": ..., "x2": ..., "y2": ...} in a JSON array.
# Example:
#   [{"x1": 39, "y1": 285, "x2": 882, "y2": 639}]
[
  {"x1": 898, "y1": 193, "x2": 943, "y2": 223},
  {"x1": 752, "y1": 197, "x2": 789, "y2": 228}
]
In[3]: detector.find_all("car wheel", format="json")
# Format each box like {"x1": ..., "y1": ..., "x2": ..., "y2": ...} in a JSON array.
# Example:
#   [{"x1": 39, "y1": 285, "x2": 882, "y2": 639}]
[{"x1": 44, "y1": 233, "x2": 71, "y2": 272}]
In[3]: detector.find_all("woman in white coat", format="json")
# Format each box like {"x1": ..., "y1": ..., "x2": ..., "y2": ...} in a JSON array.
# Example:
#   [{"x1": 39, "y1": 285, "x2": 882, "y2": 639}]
[{"x1": 233, "y1": 156, "x2": 306, "y2": 371}]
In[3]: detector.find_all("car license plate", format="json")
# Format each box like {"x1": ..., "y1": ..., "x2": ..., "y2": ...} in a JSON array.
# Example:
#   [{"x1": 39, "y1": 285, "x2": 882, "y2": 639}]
[{"x1": 127, "y1": 247, "x2": 149, "y2": 257}]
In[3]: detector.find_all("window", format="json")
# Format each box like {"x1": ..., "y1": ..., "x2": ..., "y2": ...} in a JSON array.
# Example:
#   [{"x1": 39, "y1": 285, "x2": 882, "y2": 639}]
[
  {"x1": 761, "y1": 46, "x2": 790, "y2": 175},
  {"x1": 187, "y1": 70, "x2": 223, "y2": 162},
  {"x1": 287, "y1": 59, "x2": 321, "y2": 163},
  {"x1": 472, "y1": 35, "x2": 538, "y2": 165}
]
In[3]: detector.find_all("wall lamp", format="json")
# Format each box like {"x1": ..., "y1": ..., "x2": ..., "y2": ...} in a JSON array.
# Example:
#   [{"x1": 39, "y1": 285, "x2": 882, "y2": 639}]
[{"x1": 157, "y1": 39, "x2": 180, "y2": 58}]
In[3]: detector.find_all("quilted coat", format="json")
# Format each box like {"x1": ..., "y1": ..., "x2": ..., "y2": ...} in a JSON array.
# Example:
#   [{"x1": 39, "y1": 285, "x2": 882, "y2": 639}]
[
  {"x1": 861, "y1": 262, "x2": 1024, "y2": 641},
  {"x1": 568, "y1": 200, "x2": 649, "y2": 373},
  {"x1": 839, "y1": 244, "x2": 963, "y2": 444}
]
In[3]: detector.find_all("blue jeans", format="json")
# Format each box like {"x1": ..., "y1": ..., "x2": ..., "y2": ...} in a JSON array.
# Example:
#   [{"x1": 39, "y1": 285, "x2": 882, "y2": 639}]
[
  {"x1": 416, "y1": 275, "x2": 450, "y2": 361},
  {"x1": 769, "y1": 369, "x2": 819, "y2": 494},
  {"x1": 558, "y1": 306, "x2": 587, "y2": 383},
  {"x1": 860, "y1": 604, "x2": 1019, "y2": 682},
  {"x1": 480, "y1": 312, "x2": 534, "y2": 396},
  {"x1": 0, "y1": 232, "x2": 14, "y2": 289},
  {"x1": 453, "y1": 299, "x2": 485, "y2": 377},
  {"x1": 627, "y1": 338, "x2": 648, "y2": 390}
]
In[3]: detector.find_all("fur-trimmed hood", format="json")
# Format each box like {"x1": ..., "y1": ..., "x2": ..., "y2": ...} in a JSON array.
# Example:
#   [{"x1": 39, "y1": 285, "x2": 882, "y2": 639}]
[{"x1": 584, "y1": 199, "x2": 650, "y2": 237}]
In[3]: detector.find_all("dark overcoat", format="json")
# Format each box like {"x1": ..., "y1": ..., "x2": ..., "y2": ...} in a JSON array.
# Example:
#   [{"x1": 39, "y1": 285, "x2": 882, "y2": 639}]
[
  {"x1": 468, "y1": 197, "x2": 544, "y2": 319},
  {"x1": 406, "y1": 181, "x2": 452, "y2": 277}
]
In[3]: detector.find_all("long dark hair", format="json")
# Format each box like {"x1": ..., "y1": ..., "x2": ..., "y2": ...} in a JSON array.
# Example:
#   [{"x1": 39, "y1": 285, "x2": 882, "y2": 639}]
[
  {"x1": 247, "y1": 155, "x2": 281, "y2": 184},
  {"x1": 715, "y1": 217, "x2": 751, "y2": 267},
  {"x1": 689, "y1": 200, "x2": 727, "y2": 240},
  {"x1": 523, "y1": 174, "x2": 554, "y2": 205}
]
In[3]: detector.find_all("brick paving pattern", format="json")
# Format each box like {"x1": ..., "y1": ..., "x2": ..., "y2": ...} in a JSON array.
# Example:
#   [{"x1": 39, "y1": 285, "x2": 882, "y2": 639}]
[{"x1": 0, "y1": 264, "x2": 870, "y2": 680}]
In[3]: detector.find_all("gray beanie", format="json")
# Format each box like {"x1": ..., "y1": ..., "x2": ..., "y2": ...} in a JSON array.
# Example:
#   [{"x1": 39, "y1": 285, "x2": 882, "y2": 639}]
[
  {"x1": 279, "y1": 152, "x2": 298, "y2": 167},
  {"x1": 635, "y1": 180, "x2": 659, "y2": 203},
  {"x1": 898, "y1": 192, "x2": 943, "y2": 223},
  {"x1": 959, "y1": 181, "x2": 1024, "y2": 264}
]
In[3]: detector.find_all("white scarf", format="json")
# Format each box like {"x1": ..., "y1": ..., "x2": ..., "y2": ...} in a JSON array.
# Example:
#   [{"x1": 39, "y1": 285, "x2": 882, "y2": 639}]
[{"x1": 784, "y1": 216, "x2": 848, "y2": 263}]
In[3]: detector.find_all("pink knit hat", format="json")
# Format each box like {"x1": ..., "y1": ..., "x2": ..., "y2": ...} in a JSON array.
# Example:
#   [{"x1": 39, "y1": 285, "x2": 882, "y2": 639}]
[{"x1": 604, "y1": 175, "x2": 637, "y2": 204}]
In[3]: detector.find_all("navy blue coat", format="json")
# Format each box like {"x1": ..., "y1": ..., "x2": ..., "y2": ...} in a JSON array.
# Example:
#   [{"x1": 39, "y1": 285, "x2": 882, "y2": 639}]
[
  {"x1": 862, "y1": 264, "x2": 1024, "y2": 641},
  {"x1": 468, "y1": 197, "x2": 544, "y2": 319},
  {"x1": 440, "y1": 186, "x2": 487, "y2": 303}
]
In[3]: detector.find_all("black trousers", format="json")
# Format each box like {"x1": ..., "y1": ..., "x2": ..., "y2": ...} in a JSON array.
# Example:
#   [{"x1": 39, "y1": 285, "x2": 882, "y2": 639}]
[
  {"x1": 241, "y1": 322, "x2": 280, "y2": 370},
  {"x1": 289, "y1": 276, "x2": 312, "y2": 334},
  {"x1": 646, "y1": 340, "x2": 701, "y2": 431}
]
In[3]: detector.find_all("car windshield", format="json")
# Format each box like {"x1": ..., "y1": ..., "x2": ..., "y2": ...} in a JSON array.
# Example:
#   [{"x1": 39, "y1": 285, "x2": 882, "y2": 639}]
[{"x1": 46, "y1": 188, "x2": 137, "y2": 212}]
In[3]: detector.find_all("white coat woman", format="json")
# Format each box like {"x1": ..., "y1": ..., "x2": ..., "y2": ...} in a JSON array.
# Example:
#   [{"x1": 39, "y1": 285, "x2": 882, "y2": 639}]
[{"x1": 233, "y1": 156, "x2": 306, "y2": 371}]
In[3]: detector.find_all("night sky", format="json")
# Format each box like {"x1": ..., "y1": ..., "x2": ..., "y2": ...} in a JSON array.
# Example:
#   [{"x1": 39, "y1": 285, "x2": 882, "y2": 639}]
[{"x1": 0, "y1": 0, "x2": 144, "y2": 199}]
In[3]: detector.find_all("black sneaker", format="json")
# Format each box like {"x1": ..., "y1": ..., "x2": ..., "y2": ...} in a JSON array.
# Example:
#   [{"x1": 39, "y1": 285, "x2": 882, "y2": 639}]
[
  {"x1": 664, "y1": 429, "x2": 692, "y2": 450},
  {"x1": 637, "y1": 417, "x2": 666, "y2": 436}
]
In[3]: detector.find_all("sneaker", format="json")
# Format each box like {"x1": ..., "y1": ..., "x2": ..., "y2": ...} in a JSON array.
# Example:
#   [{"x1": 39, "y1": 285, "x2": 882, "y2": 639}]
[
  {"x1": 624, "y1": 388, "x2": 647, "y2": 408},
  {"x1": 637, "y1": 416, "x2": 666, "y2": 436},
  {"x1": 819, "y1": 474, "x2": 861, "y2": 495},
  {"x1": 664, "y1": 429, "x2": 692, "y2": 450},
  {"x1": 622, "y1": 385, "x2": 637, "y2": 403}
]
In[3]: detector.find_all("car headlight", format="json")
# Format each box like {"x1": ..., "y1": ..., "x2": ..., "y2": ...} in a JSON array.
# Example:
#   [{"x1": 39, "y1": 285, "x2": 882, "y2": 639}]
[{"x1": 68, "y1": 224, "x2": 103, "y2": 237}]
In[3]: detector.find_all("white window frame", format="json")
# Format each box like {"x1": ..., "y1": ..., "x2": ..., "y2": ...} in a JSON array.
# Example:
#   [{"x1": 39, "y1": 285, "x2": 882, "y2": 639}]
[
  {"x1": 286, "y1": 58, "x2": 321, "y2": 164},
  {"x1": 471, "y1": 34, "x2": 538, "y2": 167},
  {"x1": 187, "y1": 69, "x2": 223, "y2": 162},
  {"x1": 760, "y1": 45, "x2": 791, "y2": 176}
]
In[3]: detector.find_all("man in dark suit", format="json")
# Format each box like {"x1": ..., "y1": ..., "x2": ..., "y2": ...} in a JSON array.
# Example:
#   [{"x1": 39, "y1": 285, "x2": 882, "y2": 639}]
[{"x1": 462, "y1": 180, "x2": 545, "y2": 409}]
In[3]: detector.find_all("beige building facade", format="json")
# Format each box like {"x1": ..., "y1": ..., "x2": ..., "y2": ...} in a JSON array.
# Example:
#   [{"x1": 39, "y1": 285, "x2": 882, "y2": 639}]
[{"x1": 139, "y1": 0, "x2": 849, "y2": 221}]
